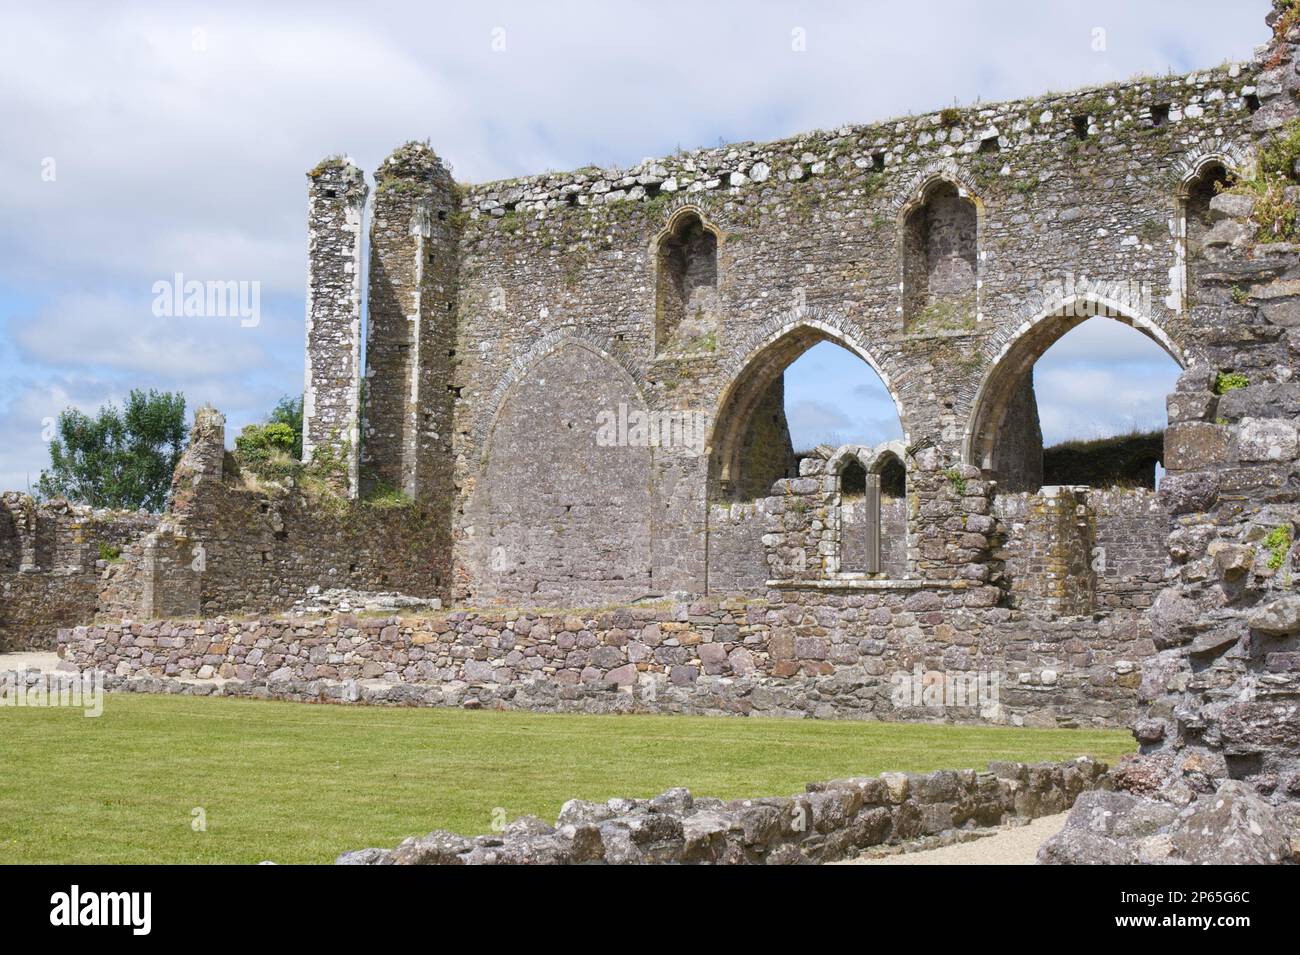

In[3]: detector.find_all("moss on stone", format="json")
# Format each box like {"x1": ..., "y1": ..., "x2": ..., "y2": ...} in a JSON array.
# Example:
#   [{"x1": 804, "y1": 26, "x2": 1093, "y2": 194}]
[
  {"x1": 1214, "y1": 371, "x2": 1250, "y2": 394},
  {"x1": 1265, "y1": 524, "x2": 1293, "y2": 570}
]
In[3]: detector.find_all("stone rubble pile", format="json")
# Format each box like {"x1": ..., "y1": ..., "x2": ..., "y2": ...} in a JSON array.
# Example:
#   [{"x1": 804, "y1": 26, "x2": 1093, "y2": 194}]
[
  {"x1": 1039, "y1": 776, "x2": 1300, "y2": 864},
  {"x1": 335, "y1": 757, "x2": 1108, "y2": 865}
]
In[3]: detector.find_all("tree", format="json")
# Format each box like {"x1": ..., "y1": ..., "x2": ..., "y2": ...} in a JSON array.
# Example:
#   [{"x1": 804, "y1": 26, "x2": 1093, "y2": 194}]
[
  {"x1": 36, "y1": 390, "x2": 187, "y2": 512},
  {"x1": 267, "y1": 394, "x2": 303, "y2": 461}
]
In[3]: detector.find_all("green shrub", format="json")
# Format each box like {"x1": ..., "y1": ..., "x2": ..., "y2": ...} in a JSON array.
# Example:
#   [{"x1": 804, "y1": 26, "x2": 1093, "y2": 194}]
[{"x1": 234, "y1": 423, "x2": 299, "y2": 481}]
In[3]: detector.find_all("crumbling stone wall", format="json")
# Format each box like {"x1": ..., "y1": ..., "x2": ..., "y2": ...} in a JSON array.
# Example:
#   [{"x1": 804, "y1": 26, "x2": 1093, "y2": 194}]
[
  {"x1": 1091, "y1": 3, "x2": 1300, "y2": 826},
  {"x1": 336, "y1": 757, "x2": 1110, "y2": 865},
  {"x1": 0, "y1": 493, "x2": 157, "y2": 651},
  {"x1": 302, "y1": 53, "x2": 1256, "y2": 606},
  {"x1": 97, "y1": 408, "x2": 446, "y2": 622}
]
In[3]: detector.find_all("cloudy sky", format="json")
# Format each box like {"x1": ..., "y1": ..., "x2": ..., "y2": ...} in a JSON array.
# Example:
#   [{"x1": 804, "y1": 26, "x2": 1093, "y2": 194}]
[{"x1": 0, "y1": 0, "x2": 1273, "y2": 490}]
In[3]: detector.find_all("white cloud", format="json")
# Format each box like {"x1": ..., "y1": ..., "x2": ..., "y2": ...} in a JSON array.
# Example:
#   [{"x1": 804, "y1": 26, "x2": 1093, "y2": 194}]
[{"x1": 0, "y1": 0, "x2": 1273, "y2": 485}]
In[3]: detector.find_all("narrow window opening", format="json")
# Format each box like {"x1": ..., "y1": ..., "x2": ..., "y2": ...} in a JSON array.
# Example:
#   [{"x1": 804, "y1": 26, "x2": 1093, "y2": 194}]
[{"x1": 655, "y1": 211, "x2": 719, "y2": 355}]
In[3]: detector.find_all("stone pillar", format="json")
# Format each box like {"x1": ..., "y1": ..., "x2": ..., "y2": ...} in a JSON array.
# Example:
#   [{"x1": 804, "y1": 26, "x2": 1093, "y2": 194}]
[
  {"x1": 362, "y1": 142, "x2": 459, "y2": 505},
  {"x1": 303, "y1": 157, "x2": 367, "y2": 496},
  {"x1": 1131, "y1": 6, "x2": 1300, "y2": 801},
  {"x1": 1016, "y1": 486, "x2": 1095, "y2": 615}
]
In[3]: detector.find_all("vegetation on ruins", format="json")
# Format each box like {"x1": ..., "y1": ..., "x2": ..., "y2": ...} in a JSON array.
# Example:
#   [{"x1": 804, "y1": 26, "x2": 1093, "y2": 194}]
[
  {"x1": 1222, "y1": 117, "x2": 1300, "y2": 241},
  {"x1": 1265, "y1": 523, "x2": 1294, "y2": 571},
  {"x1": 1214, "y1": 371, "x2": 1250, "y2": 394},
  {"x1": 232, "y1": 394, "x2": 307, "y2": 483},
  {"x1": 36, "y1": 389, "x2": 187, "y2": 512},
  {"x1": 1042, "y1": 430, "x2": 1165, "y2": 489}
]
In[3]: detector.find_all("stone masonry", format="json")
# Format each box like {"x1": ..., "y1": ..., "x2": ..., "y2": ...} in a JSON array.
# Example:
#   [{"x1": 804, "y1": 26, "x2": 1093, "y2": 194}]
[
  {"x1": 4, "y1": 3, "x2": 1298, "y2": 842},
  {"x1": 302, "y1": 157, "x2": 367, "y2": 496}
]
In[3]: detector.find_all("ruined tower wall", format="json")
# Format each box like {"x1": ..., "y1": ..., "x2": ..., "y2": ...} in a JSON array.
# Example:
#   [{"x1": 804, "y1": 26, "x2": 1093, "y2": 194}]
[{"x1": 302, "y1": 158, "x2": 367, "y2": 495}]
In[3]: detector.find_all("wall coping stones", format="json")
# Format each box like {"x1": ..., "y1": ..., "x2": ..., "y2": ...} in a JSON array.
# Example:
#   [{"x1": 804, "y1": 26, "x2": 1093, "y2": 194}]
[{"x1": 333, "y1": 756, "x2": 1111, "y2": 865}]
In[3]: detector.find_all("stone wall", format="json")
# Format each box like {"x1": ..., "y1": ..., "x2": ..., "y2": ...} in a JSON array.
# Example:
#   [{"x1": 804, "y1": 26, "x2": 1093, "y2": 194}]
[
  {"x1": 993, "y1": 487, "x2": 1167, "y2": 615},
  {"x1": 704, "y1": 501, "x2": 769, "y2": 595},
  {"x1": 1080, "y1": 4, "x2": 1300, "y2": 834},
  {"x1": 0, "y1": 493, "x2": 157, "y2": 651},
  {"x1": 407, "y1": 55, "x2": 1260, "y2": 605},
  {"x1": 459, "y1": 341, "x2": 656, "y2": 606},
  {"x1": 1091, "y1": 488, "x2": 1168, "y2": 611},
  {"x1": 97, "y1": 408, "x2": 447, "y2": 622},
  {"x1": 62, "y1": 571, "x2": 1154, "y2": 727},
  {"x1": 336, "y1": 757, "x2": 1111, "y2": 865}
]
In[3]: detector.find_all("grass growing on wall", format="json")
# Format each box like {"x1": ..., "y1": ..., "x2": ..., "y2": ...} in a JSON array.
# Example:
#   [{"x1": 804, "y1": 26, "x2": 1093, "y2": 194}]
[{"x1": 0, "y1": 693, "x2": 1132, "y2": 864}]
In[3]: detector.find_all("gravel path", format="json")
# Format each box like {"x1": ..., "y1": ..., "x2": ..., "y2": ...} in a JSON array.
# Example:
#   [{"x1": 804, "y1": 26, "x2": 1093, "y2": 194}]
[
  {"x1": 0, "y1": 651, "x2": 61, "y2": 672},
  {"x1": 834, "y1": 812, "x2": 1067, "y2": 865}
]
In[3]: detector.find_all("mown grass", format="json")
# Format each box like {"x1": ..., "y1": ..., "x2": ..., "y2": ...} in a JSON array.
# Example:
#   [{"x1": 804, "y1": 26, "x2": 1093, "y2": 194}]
[{"x1": 0, "y1": 693, "x2": 1133, "y2": 864}]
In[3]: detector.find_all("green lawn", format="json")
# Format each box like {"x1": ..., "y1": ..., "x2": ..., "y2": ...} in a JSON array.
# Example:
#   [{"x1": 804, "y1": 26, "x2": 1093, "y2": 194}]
[{"x1": 0, "y1": 693, "x2": 1133, "y2": 864}]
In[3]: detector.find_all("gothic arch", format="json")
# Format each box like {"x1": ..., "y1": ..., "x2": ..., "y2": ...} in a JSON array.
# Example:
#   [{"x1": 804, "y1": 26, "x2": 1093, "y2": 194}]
[
  {"x1": 708, "y1": 310, "x2": 905, "y2": 498},
  {"x1": 1173, "y1": 144, "x2": 1255, "y2": 313},
  {"x1": 466, "y1": 339, "x2": 655, "y2": 605},
  {"x1": 652, "y1": 205, "x2": 724, "y2": 354},
  {"x1": 895, "y1": 169, "x2": 984, "y2": 332},
  {"x1": 473, "y1": 328, "x2": 644, "y2": 457},
  {"x1": 890, "y1": 160, "x2": 983, "y2": 221},
  {"x1": 963, "y1": 292, "x2": 1188, "y2": 475}
]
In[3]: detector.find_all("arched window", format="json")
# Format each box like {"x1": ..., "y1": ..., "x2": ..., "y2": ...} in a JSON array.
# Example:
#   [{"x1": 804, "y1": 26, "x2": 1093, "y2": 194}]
[
  {"x1": 828, "y1": 444, "x2": 908, "y2": 577},
  {"x1": 903, "y1": 181, "x2": 978, "y2": 333},
  {"x1": 967, "y1": 300, "x2": 1183, "y2": 491},
  {"x1": 655, "y1": 210, "x2": 719, "y2": 354},
  {"x1": 1183, "y1": 161, "x2": 1232, "y2": 307},
  {"x1": 873, "y1": 450, "x2": 908, "y2": 576},
  {"x1": 710, "y1": 333, "x2": 902, "y2": 501},
  {"x1": 835, "y1": 453, "x2": 879, "y2": 574}
]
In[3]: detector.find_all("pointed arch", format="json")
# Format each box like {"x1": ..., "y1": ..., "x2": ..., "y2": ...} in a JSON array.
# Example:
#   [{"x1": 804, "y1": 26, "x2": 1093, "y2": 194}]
[
  {"x1": 707, "y1": 313, "x2": 905, "y2": 499},
  {"x1": 652, "y1": 205, "x2": 723, "y2": 355},
  {"x1": 466, "y1": 339, "x2": 654, "y2": 605},
  {"x1": 1173, "y1": 146, "x2": 1253, "y2": 314},
  {"x1": 897, "y1": 171, "x2": 984, "y2": 333},
  {"x1": 963, "y1": 293, "x2": 1187, "y2": 484},
  {"x1": 472, "y1": 328, "x2": 644, "y2": 457}
]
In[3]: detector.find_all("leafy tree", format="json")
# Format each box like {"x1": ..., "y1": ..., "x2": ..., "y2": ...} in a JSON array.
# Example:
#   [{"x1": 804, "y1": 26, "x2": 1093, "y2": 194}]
[
  {"x1": 36, "y1": 390, "x2": 187, "y2": 511},
  {"x1": 267, "y1": 394, "x2": 303, "y2": 461}
]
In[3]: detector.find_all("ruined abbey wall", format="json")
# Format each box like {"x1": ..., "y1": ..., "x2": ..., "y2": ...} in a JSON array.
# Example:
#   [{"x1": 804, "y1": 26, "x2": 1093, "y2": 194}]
[
  {"x1": 94, "y1": 408, "x2": 445, "y2": 624},
  {"x1": 338, "y1": 60, "x2": 1258, "y2": 606},
  {"x1": 7, "y1": 5, "x2": 1299, "y2": 804},
  {"x1": 0, "y1": 493, "x2": 157, "y2": 651}
]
